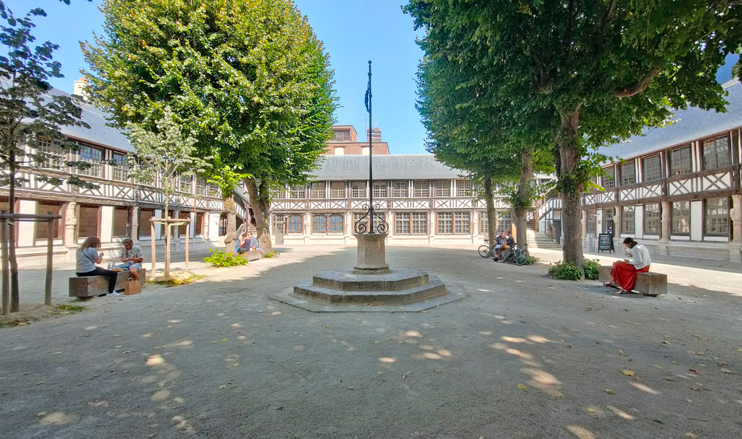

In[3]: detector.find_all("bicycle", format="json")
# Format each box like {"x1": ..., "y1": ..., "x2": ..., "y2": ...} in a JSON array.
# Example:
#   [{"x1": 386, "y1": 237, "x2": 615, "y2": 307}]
[
  {"x1": 500, "y1": 244, "x2": 530, "y2": 266},
  {"x1": 478, "y1": 240, "x2": 496, "y2": 258}
]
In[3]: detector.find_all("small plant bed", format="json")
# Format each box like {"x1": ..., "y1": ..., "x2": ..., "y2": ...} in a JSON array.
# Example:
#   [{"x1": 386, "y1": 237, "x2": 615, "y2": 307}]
[
  {"x1": 262, "y1": 249, "x2": 280, "y2": 259},
  {"x1": 0, "y1": 303, "x2": 87, "y2": 328},
  {"x1": 548, "y1": 259, "x2": 600, "y2": 280},
  {"x1": 150, "y1": 271, "x2": 204, "y2": 287},
  {"x1": 204, "y1": 249, "x2": 248, "y2": 267}
]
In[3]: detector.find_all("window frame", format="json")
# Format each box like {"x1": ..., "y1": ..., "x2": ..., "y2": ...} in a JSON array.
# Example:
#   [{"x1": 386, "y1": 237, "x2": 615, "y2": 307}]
[
  {"x1": 704, "y1": 197, "x2": 729, "y2": 237},
  {"x1": 35, "y1": 138, "x2": 66, "y2": 170},
  {"x1": 287, "y1": 215, "x2": 303, "y2": 234},
  {"x1": 702, "y1": 136, "x2": 731, "y2": 171},
  {"x1": 496, "y1": 212, "x2": 512, "y2": 235},
  {"x1": 310, "y1": 182, "x2": 326, "y2": 199},
  {"x1": 77, "y1": 143, "x2": 104, "y2": 178},
  {"x1": 434, "y1": 180, "x2": 451, "y2": 197},
  {"x1": 602, "y1": 167, "x2": 615, "y2": 189},
  {"x1": 351, "y1": 181, "x2": 366, "y2": 198},
  {"x1": 392, "y1": 181, "x2": 408, "y2": 198},
  {"x1": 642, "y1": 155, "x2": 662, "y2": 182},
  {"x1": 621, "y1": 161, "x2": 636, "y2": 186},
  {"x1": 330, "y1": 182, "x2": 345, "y2": 199},
  {"x1": 670, "y1": 146, "x2": 692, "y2": 176},
  {"x1": 312, "y1": 214, "x2": 327, "y2": 233},
  {"x1": 413, "y1": 181, "x2": 429, "y2": 198},
  {"x1": 622, "y1": 206, "x2": 635, "y2": 234},
  {"x1": 671, "y1": 201, "x2": 690, "y2": 235},
  {"x1": 290, "y1": 185, "x2": 306, "y2": 199},
  {"x1": 373, "y1": 182, "x2": 388, "y2": 198},
  {"x1": 437, "y1": 211, "x2": 469, "y2": 235},
  {"x1": 644, "y1": 203, "x2": 660, "y2": 235},
  {"x1": 111, "y1": 152, "x2": 129, "y2": 181},
  {"x1": 456, "y1": 180, "x2": 472, "y2": 197}
]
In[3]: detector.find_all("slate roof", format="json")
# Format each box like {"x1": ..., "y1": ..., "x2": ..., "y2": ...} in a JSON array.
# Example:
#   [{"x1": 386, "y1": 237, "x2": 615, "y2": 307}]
[
  {"x1": 311, "y1": 154, "x2": 465, "y2": 181},
  {"x1": 45, "y1": 88, "x2": 134, "y2": 152},
  {"x1": 597, "y1": 79, "x2": 742, "y2": 161}
]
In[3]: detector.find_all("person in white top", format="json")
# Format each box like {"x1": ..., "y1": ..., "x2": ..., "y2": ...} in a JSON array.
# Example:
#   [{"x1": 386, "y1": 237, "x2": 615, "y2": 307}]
[{"x1": 604, "y1": 237, "x2": 652, "y2": 294}]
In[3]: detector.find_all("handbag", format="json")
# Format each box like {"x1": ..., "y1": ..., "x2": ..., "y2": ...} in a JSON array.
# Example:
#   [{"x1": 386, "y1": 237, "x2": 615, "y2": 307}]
[{"x1": 124, "y1": 279, "x2": 142, "y2": 295}]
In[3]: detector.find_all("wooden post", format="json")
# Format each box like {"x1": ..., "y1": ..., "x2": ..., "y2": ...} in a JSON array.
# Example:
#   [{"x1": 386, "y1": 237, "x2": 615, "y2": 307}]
[
  {"x1": 150, "y1": 221, "x2": 156, "y2": 279},
  {"x1": 1, "y1": 218, "x2": 9, "y2": 315},
  {"x1": 185, "y1": 223, "x2": 189, "y2": 272},
  {"x1": 164, "y1": 223, "x2": 170, "y2": 278},
  {"x1": 44, "y1": 220, "x2": 53, "y2": 306}
]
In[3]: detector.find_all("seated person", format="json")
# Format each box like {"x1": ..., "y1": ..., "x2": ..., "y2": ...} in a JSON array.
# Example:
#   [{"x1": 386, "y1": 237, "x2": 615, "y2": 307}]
[
  {"x1": 492, "y1": 231, "x2": 507, "y2": 260},
  {"x1": 114, "y1": 238, "x2": 144, "y2": 282},
  {"x1": 495, "y1": 231, "x2": 515, "y2": 261},
  {"x1": 605, "y1": 237, "x2": 651, "y2": 294},
  {"x1": 76, "y1": 236, "x2": 119, "y2": 296},
  {"x1": 235, "y1": 233, "x2": 251, "y2": 254},
  {"x1": 246, "y1": 232, "x2": 263, "y2": 254}
]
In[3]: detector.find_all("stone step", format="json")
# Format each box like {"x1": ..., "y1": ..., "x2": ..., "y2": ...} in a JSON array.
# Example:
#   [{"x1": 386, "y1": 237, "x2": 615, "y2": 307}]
[
  {"x1": 293, "y1": 275, "x2": 447, "y2": 305},
  {"x1": 312, "y1": 268, "x2": 429, "y2": 291}
]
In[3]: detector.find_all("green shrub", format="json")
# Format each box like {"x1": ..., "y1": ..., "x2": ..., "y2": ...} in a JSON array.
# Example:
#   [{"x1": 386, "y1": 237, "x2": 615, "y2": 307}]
[
  {"x1": 583, "y1": 259, "x2": 601, "y2": 280},
  {"x1": 204, "y1": 249, "x2": 248, "y2": 268},
  {"x1": 523, "y1": 255, "x2": 539, "y2": 265},
  {"x1": 263, "y1": 249, "x2": 280, "y2": 259},
  {"x1": 548, "y1": 260, "x2": 584, "y2": 280}
]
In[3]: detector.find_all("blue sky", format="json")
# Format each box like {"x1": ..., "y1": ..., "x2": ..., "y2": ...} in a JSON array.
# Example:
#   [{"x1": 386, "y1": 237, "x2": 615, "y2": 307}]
[{"x1": 5, "y1": 0, "x2": 428, "y2": 154}]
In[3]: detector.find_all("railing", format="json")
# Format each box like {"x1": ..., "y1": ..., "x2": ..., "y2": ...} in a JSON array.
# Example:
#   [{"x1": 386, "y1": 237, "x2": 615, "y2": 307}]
[{"x1": 537, "y1": 197, "x2": 562, "y2": 218}]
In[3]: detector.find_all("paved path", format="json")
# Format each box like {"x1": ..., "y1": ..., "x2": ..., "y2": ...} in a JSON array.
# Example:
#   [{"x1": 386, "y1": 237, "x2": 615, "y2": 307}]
[{"x1": 2, "y1": 246, "x2": 741, "y2": 438}]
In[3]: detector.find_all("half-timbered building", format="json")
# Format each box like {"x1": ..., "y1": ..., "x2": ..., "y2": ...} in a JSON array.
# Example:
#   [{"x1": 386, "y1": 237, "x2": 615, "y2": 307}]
[
  {"x1": 539, "y1": 79, "x2": 742, "y2": 262},
  {"x1": 0, "y1": 87, "x2": 243, "y2": 265}
]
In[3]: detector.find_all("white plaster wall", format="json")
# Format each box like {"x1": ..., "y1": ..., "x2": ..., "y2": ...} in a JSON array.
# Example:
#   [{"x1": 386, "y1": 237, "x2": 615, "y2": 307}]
[
  {"x1": 690, "y1": 200, "x2": 703, "y2": 241},
  {"x1": 634, "y1": 205, "x2": 644, "y2": 239},
  {"x1": 596, "y1": 209, "x2": 603, "y2": 234},
  {"x1": 100, "y1": 206, "x2": 114, "y2": 243},
  {"x1": 17, "y1": 200, "x2": 37, "y2": 247}
]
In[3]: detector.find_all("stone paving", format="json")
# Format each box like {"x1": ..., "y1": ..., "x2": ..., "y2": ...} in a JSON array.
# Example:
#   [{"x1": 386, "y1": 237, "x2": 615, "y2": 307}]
[{"x1": 1, "y1": 245, "x2": 741, "y2": 439}]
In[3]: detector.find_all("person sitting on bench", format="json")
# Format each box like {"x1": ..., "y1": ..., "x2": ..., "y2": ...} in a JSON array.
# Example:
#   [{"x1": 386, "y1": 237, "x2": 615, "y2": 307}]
[
  {"x1": 236, "y1": 233, "x2": 251, "y2": 254},
  {"x1": 76, "y1": 236, "x2": 119, "y2": 297},
  {"x1": 246, "y1": 232, "x2": 263, "y2": 254},
  {"x1": 492, "y1": 231, "x2": 507, "y2": 261},
  {"x1": 495, "y1": 231, "x2": 515, "y2": 261},
  {"x1": 114, "y1": 238, "x2": 144, "y2": 282},
  {"x1": 605, "y1": 237, "x2": 651, "y2": 294}
]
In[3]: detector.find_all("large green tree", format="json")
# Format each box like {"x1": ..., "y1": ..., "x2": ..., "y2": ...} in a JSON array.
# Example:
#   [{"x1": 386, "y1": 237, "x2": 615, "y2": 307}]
[
  {"x1": 415, "y1": 51, "x2": 553, "y2": 247},
  {"x1": 0, "y1": 2, "x2": 88, "y2": 313},
  {"x1": 82, "y1": 0, "x2": 337, "y2": 252},
  {"x1": 406, "y1": 0, "x2": 742, "y2": 267}
]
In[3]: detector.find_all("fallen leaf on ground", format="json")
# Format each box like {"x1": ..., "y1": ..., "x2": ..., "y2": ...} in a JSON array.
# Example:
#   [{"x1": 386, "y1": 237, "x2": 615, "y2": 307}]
[
  {"x1": 653, "y1": 419, "x2": 664, "y2": 425},
  {"x1": 604, "y1": 389, "x2": 613, "y2": 394},
  {"x1": 618, "y1": 350, "x2": 627, "y2": 357},
  {"x1": 219, "y1": 385, "x2": 226, "y2": 389},
  {"x1": 720, "y1": 368, "x2": 733, "y2": 374},
  {"x1": 685, "y1": 433, "x2": 698, "y2": 439},
  {"x1": 347, "y1": 386, "x2": 355, "y2": 390},
  {"x1": 621, "y1": 370, "x2": 635, "y2": 376},
  {"x1": 586, "y1": 408, "x2": 597, "y2": 413},
  {"x1": 517, "y1": 384, "x2": 527, "y2": 390},
  {"x1": 554, "y1": 392, "x2": 563, "y2": 398},
  {"x1": 689, "y1": 369, "x2": 700, "y2": 375}
]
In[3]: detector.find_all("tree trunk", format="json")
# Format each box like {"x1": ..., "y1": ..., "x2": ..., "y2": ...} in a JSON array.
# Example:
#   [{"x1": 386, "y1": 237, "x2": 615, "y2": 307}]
[
  {"x1": 555, "y1": 106, "x2": 585, "y2": 267},
  {"x1": 8, "y1": 156, "x2": 20, "y2": 312},
  {"x1": 222, "y1": 197, "x2": 237, "y2": 255},
  {"x1": 513, "y1": 150, "x2": 534, "y2": 249},
  {"x1": 245, "y1": 178, "x2": 274, "y2": 253},
  {"x1": 483, "y1": 178, "x2": 497, "y2": 246},
  {"x1": 163, "y1": 199, "x2": 170, "y2": 279}
]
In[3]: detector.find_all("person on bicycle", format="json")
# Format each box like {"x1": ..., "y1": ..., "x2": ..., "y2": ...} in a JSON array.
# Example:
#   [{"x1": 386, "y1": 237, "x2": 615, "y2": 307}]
[{"x1": 495, "y1": 231, "x2": 516, "y2": 261}]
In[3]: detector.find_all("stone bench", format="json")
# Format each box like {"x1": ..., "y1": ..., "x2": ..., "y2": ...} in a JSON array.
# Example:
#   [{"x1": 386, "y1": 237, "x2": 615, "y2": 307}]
[
  {"x1": 239, "y1": 250, "x2": 263, "y2": 262},
  {"x1": 69, "y1": 268, "x2": 146, "y2": 298},
  {"x1": 599, "y1": 265, "x2": 667, "y2": 296}
]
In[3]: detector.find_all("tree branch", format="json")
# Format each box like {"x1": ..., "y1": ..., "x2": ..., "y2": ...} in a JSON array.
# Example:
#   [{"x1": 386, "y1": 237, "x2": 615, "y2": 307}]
[{"x1": 615, "y1": 67, "x2": 662, "y2": 98}]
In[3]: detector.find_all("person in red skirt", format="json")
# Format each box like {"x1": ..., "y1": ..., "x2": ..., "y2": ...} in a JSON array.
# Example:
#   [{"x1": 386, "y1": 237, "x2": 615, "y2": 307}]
[{"x1": 604, "y1": 237, "x2": 651, "y2": 294}]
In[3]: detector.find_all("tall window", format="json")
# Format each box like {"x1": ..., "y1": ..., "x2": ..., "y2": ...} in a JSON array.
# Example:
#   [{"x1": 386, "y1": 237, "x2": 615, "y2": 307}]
[
  {"x1": 479, "y1": 212, "x2": 489, "y2": 235},
  {"x1": 111, "y1": 152, "x2": 129, "y2": 181},
  {"x1": 642, "y1": 155, "x2": 662, "y2": 182},
  {"x1": 705, "y1": 197, "x2": 729, "y2": 236},
  {"x1": 273, "y1": 214, "x2": 286, "y2": 234},
  {"x1": 207, "y1": 184, "x2": 219, "y2": 198},
  {"x1": 112, "y1": 207, "x2": 129, "y2": 237},
  {"x1": 351, "y1": 181, "x2": 366, "y2": 198},
  {"x1": 395, "y1": 213, "x2": 410, "y2": 234},
  {"x1": 196, "y1": 179, "x2": 206, "y2": 196},
  {"x1": 456, "y1": 180, "x2": 472, "y2": 197},
  {"x1": 413, "y1": 181, "x2": 429, "y2": 198},
  {"x1": 78, "y1": 144, "x2": 103, "y2": 177},
  {"x1": 36, "y1": 138, "x2": 65, "y2": 170},
  {"x1": 672, "y1": 201, "x2": 690, "y2": 235},
  {"x1": 270, "y1": 187, "x2": 285, "y2": 199},
  {"x1": 621, "y1": 162, "x2": 636, "y2": 186},
  {"x1": 496, "y1": 212, "x2": 512, "y2": 234},
  {"x1": 602, "y1": 167, "x2": 615, "y2": 189},
  {"x1": 328, "y1": 214, "x2": 344, "y2": 233},
  {"x1": 392, "y1": 181, "x2": 408, "y2": 198},
  {"x1": 604, "y1": 208, "x2": 615, "y2": 234},
  {"x1": 644, "y1": 203, "x2": 660, "y2": 234},
  {"x1": 330, "y1": 182, "x2": 345, "y2": 198},
  {"x1": 310, "y1": 182, "x2": 325, "y2": 199},
  {"x1": 312, "y1": 214, "x2": 327, "y2": 233},
  {"x1": 587, "y1": 210, "x2": 595, "y2": 233},
  {"x1": 622, "y1": 206, "x2": 635, "y2": 234},
  {"x1": 290, "y1": 185, "x2": 306, "y2": 199},
  {"x1": 703, "y1": 136, "x2": 731, "y2": 170},
  {"x1": 437, "y1": 212, "x2": 452, "y2": 234},
  {"x1": 670, "y1": 146, "x2": 691, "y2": 175},
  {"x1": 434, "y1": 180, "x2": 451, "y2": 197},
  {"x1": 178, "y1": 175, "x2": 192, "y2": 193},
  {"x1": 287, "y1": 215, "x2": 303, "y2": 233},
  {"x1": 411, "y1": 213, "x2": 427, "y2": 234},
  {"x1": 454, "y1": 212, "x2": 470, "y2": 234},
  {"x1": 373, "y1": 182, "x2": 387, "y2": 198}
]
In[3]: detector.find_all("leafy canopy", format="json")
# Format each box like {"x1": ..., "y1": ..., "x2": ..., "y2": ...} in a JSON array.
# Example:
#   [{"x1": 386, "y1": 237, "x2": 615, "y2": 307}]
[{"x1": 82, "y1": 0, "x2": 337, "y2": 195}]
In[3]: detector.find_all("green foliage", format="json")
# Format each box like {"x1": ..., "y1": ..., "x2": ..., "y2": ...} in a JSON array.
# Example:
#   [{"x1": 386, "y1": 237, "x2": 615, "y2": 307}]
[
  {"x1": 0, "y1": 2, "x2": 90, "y2": 191},
  {"x1": 126, "y1": 107, "x2": 210, "y2": 215},
  {"x1": 523, "y1": 255, "x2": 539, "y2": 266},
  {"x1": 262, "y1": 249, "x2": 280, "y2": 259},
  {"x1": 204, "y1": 249, "x2": 248, "y2": 268},
  {"x1": 57, "y1": 304, "x2": 86, "y2": 312},
  {"x1": 584, "y1": 259, "x2": 601, "y2": 281},
  {"x1": 549, "y1": 261, "x2": 584, "y2": 281},
  {"x1": 83, "y1": 0, "x2": 337, "y2": 212}
]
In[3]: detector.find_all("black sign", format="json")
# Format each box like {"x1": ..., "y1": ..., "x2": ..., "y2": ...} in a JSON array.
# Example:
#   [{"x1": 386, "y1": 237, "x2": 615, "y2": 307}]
[{"x1": 598, "y1": 233, "x2": 614, "y2": 253}]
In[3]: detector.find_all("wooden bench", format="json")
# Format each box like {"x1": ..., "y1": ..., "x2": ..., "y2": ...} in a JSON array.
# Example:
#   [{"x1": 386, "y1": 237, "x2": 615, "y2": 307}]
[
  {"x1": 69, "y1": 268, "x2": 146, "y2": 298},
  {"x1": 599, "y1": 265, "x2": 667, "y2": 297},
  {"x1": 239, "y1": 250, "x2": 263, "y2": 262}
]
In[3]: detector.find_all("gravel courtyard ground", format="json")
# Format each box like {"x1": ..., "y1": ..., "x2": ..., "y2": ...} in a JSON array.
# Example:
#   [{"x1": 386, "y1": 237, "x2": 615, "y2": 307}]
[{"x1": 1, "y1": 245, "x2": 741, "y2": 439}]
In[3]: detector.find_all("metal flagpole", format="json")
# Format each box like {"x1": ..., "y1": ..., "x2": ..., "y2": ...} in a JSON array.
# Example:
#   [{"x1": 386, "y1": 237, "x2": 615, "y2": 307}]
[{"x1": 368, "y1": 61, "x2": 373, "y2": 233}]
